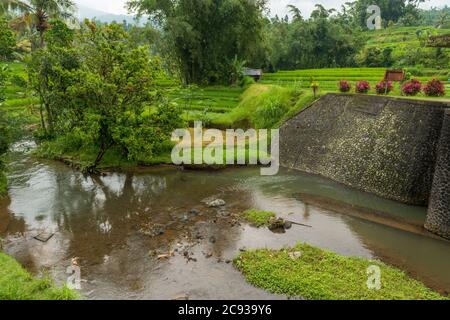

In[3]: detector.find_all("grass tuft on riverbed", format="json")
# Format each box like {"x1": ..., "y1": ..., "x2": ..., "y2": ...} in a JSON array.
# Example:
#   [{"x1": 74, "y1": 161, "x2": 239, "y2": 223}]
[
  {"x1": 242, "y1": 209, "x2": 276, "y2": 227},
  {"x1": 0, "y1": 253, "x2": 79, "y2": 300},
  {"x1": 234, "y1": 243, "x2": 448, "y2": 300}
]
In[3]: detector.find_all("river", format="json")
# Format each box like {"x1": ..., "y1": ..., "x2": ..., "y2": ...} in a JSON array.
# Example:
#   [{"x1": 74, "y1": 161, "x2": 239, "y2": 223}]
[{"x1": 1, "y1": 140, "x2": 449, "y2": 299}]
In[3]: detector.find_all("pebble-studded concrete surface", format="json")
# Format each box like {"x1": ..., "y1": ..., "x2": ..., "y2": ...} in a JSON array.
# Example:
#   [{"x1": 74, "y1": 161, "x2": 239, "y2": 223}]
[
  {"x1": 280, "y1": 94, "x2": 450, "y2": 239},
  {"x1": 426, "y1": 109, "x2": 450, "y2": 239}
]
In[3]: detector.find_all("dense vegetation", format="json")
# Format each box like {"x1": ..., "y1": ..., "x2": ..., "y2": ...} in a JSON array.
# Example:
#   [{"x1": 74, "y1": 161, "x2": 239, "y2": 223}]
[
  {"x1": 124, "y1": 1, "x2": 450, "y2": 82},
  {"x1": 29, "y1": 20, "x2": 183, "y2": 171},
  {"x1": 0, "y1": 0, "x2": 448, "y2": 182},
  {"x1": 0, "y1": 0, "x2": 449, "y2": 301},
  {"x1": 128, "y1": 0, "x2": 268, "y2": 84}
]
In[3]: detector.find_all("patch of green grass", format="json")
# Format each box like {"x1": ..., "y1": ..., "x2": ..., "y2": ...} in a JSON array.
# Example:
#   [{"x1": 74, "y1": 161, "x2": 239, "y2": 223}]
[
  {"x1": 36, "y1": 134, "x2": 272, "y2": 170},
  {"x1": 242, "y1": 209, "x2": 276, "y2": 227},
  {"x1": 0, "y1": 252, "x2": 79, "y2": 300},
  {"x1": 234, "y1": 243, "x2": 447, "y2": 300}
]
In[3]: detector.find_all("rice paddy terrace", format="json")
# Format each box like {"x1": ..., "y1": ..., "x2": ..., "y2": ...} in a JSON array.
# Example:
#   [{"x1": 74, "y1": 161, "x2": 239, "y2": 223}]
[{"x1": 2, "y1": 62, "x2": 450, "y2": 129}]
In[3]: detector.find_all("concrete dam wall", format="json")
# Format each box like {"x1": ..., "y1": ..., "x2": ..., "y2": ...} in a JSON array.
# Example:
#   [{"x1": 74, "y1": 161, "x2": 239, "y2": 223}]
[{"x1": 280, "y1": 93, "x2": 450, "y2": 239}]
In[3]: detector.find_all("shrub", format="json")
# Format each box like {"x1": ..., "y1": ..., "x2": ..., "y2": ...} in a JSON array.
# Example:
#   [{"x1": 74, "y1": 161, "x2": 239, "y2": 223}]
[
  {"x1": 239, "y1": 76, "x2": 255, "y2": 88},
  {"x1": 338, "y1": 80, "x2": 351, "y2": 93},
  {"x1": 10, "y1": 75, "x2": 28, "y2": 89},
  {"x1": 405, "y1": 67, "x2": 423, "y2": 77},
  {"x1": 375, "y1": 80, "x2": 393, "y2": 95},
  {"x1": 423, "y1": 79, "x2": 445, "y2": 97},
  {"x1": 355, "y1": 81, "x2": 370, "y2": 94},
  {"x1": 401, "y1": 79, "x2": 422, "y2": 96},
  {"x1": 0, "y1": 18, "x2": 16, "y2": 60}
]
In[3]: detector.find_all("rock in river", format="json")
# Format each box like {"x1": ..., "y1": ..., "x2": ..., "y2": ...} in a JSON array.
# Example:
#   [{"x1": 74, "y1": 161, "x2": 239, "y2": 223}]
[{"x1": 206, "y1": 199, "x2": 226, "y2": 208}]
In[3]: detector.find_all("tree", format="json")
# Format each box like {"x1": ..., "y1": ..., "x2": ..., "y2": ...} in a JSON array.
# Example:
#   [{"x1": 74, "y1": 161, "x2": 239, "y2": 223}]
[
  {"x1": 0, "y1": 17, "x2": 15, "y2": 60},
  {"x1": 27, "y1": 19, "x2": 78, "y2": 135},
  {"x1": 0, "y1": 0, "x2": 76, "y2": 48},
  {"x1": 265, "y1": 4, "x2": 364, "y2": 70},
  {"x1": 356, "y1": 46, "x2": 394, "y2": 67},
  {"x1": 347, "y1": 0, "x2": 425, "y2": 28},
  {"x1": 29, "y1": 20, "x2": 184, "y2": 170},
  {"x1": 128, "y1": 0, "x2": 268, "y2": 85},
  {"x1": 435, "y1": 12, "x2": 450, "y2": 29},
  {"x1": 287, "y1": 5, "x2": 303, "y2": 21}
]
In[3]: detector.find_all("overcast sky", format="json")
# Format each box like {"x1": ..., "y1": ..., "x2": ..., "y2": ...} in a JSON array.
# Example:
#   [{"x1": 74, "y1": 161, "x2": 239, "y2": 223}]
[{"x1": 73, "y1": 0, "x2": 449, "y2": 17}]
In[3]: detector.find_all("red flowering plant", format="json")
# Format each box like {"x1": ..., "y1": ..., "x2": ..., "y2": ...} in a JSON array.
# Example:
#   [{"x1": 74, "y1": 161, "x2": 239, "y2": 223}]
[
  {"x1": 338, "y1": 80, "x2": 351, "y2": 93},
  {"x1": 355, "y1": 81, "x2": 370, "y2": 94},
  {"x1": 401, "y1": 79, "x2": 422, "y2": 96},
  {"x1": 375, "y1": 80, "x2": 393, "y2": 95},
  {"x1": 423, "y1": 79, "x2": 445, "y2": 97}
]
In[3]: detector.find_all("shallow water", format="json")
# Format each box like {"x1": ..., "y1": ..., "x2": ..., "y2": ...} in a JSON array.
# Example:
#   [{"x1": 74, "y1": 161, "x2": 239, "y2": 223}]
[{"x1": 1, "y1": 141, "x2": 449, "y2": 299}]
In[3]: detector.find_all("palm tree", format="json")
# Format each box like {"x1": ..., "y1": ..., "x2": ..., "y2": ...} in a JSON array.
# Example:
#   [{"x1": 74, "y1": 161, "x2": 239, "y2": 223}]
[
  {"x1": 231, "y1": 55, "x2": 247, "y2": 85},
  {"x1": 0, "y1": 0, "x2": 76, "y2": 48}
]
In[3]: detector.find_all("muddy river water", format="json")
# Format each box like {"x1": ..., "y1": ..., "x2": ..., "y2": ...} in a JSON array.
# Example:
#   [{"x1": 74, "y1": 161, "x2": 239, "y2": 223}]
[{"x1": 1, "y1": 141, "x2": 450, "y2": 299}]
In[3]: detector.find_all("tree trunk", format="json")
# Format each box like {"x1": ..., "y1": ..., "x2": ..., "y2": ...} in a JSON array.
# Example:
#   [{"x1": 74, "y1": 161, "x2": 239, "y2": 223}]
[
  {"x1": 94, "y1": 142, "x2": 111, "y2": 168},
  {"x1": 39, "y1": 30, "x2": 45, "y2": 48},
  {"x1": 44, "y1": 102, "x2": 53, "y2": 132},
  {"x1": 39, "y1": 104, "x2": 47, "y2": 134}
]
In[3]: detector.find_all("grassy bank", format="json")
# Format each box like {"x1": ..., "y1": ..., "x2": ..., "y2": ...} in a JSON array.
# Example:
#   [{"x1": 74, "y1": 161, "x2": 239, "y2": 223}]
[
  {"x1": 211, "y1": 84, "x2": 317, "y2": 129},
  {"x1": 36, "y1": 135, "x2": 272, "y2": 171},
  {"x1": 0, "y1": 252, "x2": 78, "y2": 300},
  {"x1": 234, "y1": 243, "x2": 447, "y2": 300}
]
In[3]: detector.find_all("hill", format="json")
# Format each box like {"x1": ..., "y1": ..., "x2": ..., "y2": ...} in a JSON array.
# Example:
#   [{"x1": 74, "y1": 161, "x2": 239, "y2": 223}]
[{"x1": 76, "y1": 4, "x2": 139, "y2": 25}]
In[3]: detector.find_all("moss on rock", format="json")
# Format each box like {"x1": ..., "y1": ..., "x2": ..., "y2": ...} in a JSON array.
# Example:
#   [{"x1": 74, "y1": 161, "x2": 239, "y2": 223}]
[{"x1": 241, "y1": 209, "x2": 276, "y2": 227}]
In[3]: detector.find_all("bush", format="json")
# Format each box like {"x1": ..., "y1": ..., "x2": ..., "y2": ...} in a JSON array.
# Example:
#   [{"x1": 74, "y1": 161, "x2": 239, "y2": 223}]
[
  {"x1": 355, "y1": 81, "x2": 371, "y2": 94},
  {"x1": 405, "y1": 67, "x2": 423, "y2": 77},
  {"x1": 423, "y1": 79, "x2": 445, "y2": 97},
  {"x1": 10, "y1": 75, "x2": 28, "y2": 89},
  {"x1": 401, "y1": 79, "x2": 422, "y2": 96},
  {"x1": 338, "y1": 80, "x2": 351, "y2": 93},
  {"x1": 375, "y1": 80, "x2": 393, "y2": 95},
  {"x1": 0, "y1": 18, "x2": 16, "y2": 60}
]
